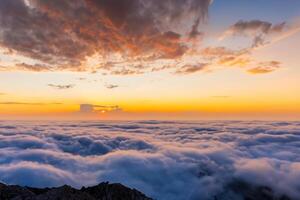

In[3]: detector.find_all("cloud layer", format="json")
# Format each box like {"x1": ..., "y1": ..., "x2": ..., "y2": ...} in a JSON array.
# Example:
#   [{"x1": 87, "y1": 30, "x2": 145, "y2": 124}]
[{"x1": 0, "y1": 121, "x2": 299, "y2": 199}]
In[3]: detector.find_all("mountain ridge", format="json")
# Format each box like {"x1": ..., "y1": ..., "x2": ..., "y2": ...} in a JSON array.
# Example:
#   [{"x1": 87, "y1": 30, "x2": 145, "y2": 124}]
[{"x1": 0, "y1": 182, "x2": 153, "y2": 200}]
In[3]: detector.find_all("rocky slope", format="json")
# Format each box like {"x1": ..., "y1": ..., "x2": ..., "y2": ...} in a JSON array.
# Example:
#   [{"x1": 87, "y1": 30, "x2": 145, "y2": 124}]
[
  {"x1": 0, "y1": 180, "x2": 294, "y2": 200},
  {"x1": 0, "y1": 182, "x2": 152, "y2": 200}
]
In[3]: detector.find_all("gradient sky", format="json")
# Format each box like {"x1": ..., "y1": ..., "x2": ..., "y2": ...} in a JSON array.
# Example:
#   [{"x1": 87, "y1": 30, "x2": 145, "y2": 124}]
[{"x1": 0, "y1": 0, "x2": 300, "y2": 120}]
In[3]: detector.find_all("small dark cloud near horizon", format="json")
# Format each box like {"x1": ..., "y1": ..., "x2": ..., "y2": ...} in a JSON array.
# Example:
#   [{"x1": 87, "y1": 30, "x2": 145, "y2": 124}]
[
  {"x1": 48, "y1": 84, "x2": 75, "y2": 90},
  {"x1": 105, "y1": 84, "x2": 119, "y2": 89},
  {"x1": 79, "y1": 104, "x2": 121, "y2": 113}
]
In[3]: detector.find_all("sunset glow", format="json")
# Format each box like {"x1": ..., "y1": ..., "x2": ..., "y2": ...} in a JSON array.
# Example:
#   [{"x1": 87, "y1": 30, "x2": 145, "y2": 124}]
[
  {"x1": 0, "y1": 0, "x2": 299, "y2": 120},
  {"x1": 1, "y1": 1, "x2": 300, "y2": 200}
]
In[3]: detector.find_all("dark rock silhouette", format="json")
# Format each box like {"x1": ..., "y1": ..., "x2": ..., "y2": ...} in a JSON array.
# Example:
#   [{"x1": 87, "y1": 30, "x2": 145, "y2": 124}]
[
  {"x1": 0, "y1": 182, "x2": 152, "y2": 200},
  {"x1": 0, "y1": 180, "x2": 294, "y2": 200}
]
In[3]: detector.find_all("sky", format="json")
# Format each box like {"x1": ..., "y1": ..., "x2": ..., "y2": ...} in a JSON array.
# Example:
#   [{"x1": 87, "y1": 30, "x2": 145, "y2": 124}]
[{"x1": 0, "y1": 0, "x2": 300, "y2": 120}]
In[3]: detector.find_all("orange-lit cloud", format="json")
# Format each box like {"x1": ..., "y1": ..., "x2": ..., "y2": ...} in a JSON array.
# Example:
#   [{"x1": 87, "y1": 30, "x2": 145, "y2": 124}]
[
  {"x1": 0, "y1": 0, "x2": 296, "y2": 77},
  {"x1": 0, "y1": 0, "x2": 211, "y2": 73},
  {"x1": 247, "y1": 61, "x2": 281, "y2": 74}
]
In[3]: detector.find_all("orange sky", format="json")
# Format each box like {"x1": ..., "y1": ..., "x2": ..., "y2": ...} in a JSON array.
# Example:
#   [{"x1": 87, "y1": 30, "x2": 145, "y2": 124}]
[{"x1": 0, "y1": 0, "x2": 300, "y2": 120}]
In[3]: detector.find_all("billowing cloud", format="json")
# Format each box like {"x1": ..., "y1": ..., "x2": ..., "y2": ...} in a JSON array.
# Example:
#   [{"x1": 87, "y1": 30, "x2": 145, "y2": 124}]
[
  {"x1": 0, "y1": 0, "x2": 212, "y2": 73},
  {"x1": 0, "y1": 121, "x2": 299, "y2": 199},
  {"x1": 48, "y1": 84, "x2": 75, "y2": 90}
]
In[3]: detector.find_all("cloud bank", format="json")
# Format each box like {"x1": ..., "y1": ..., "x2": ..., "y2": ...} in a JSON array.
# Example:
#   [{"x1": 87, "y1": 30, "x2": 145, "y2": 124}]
[{"x1": 0, "y1": 121, "x2": 299, "y2": 199}]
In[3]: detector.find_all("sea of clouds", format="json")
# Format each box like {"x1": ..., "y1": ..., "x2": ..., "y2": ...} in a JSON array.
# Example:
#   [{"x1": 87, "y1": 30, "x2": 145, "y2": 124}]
[{"x1": 0, "y1": 120, "x2": 299, "y2": 199}]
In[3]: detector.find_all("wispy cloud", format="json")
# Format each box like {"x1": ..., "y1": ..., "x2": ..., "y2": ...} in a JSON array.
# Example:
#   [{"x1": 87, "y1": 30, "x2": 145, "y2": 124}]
[
  {"x1": 222, "y1": 20, "x2": 286, "y2": 37},
  {"x1": 16, "y1": 63, "x2": 52, "y2": 72},
  {"x1": 48, "y1": 84, "x2": 75, "y2": 90},
  {"x1": 175, "y1": 63, "x2": 209, "y2": 74},
  {"x1": 247, "y1": 61, "x2": 281, "y2": 74}
]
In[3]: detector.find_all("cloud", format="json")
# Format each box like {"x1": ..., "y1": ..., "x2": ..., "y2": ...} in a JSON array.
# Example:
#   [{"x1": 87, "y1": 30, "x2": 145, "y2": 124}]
[
  {"x1": 105, "y1": 84, "x2": 119, "y2": 89},
  {"x1": 223, "y1": 20, "x2": 286, "y2": 37},
  {"x1": 48, "y1": 84, "x2": 75, "y2": 90},
  {"x1": 247, "y1": 61, "x2": 281, "y2": 74},
  {"x1": 220, "y1": 20, "x2": 293, "y2": 49},
  {"x1": 0, "y1": 121, "x2": 299, "y2": 199},
  {"x1": 198, "y1": 46, "x2": 282, "y2": 74},
  {"x1": 175, "y1": 63, "x2": 209, "y2": 74},
  {"x1": 16, "y1": 63, "x2": 52, "y2": 72},
  {"x1": 0, "y1": 0, "x2": 212, "y2": 73},
  {"x1": 79, "y1": 104, "x2": 121, "y2": 114},
  {"x1": 200, "y1": 46, "x2": 251, "y2": 67}
]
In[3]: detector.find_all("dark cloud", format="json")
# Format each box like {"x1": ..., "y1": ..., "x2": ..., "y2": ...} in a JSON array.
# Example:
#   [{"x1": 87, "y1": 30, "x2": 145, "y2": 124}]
[
  {"x1": 247, "y1": 61, "x2": 281, "y2": 74},
  {"x1": 79, "y1": 104, "x2": 121, "y2": 113},
  {"x1": 0, "y1": 0, "x2": 211, "y2": 72},
  {"x1": 0, "y1": 121, "x2": 299, "y2": 199},
  {"x1": 48, "y1": 84, "x2": 75, "y2": 90},
  {"x1": 175, "y1": 63, "x2": 209, "y2": 74},
  {"x1": 226, "y1": 20, "x2": 287, "y2": 36},
  {"x1": 189, "y1": 17, "x2": 204, "y2": 40},
  {"x1": 252, "y1": 35, "x2": 266, "y2": 48},
  {"x1": 16, "y1": 63, "x2": 52, "y2": 72},
  {"x1": 105, "y1": 84, "x2": 119, "y2": 89},
  {"x1": 222, "y1": 20, "x2": 288, "y2": 48}
]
